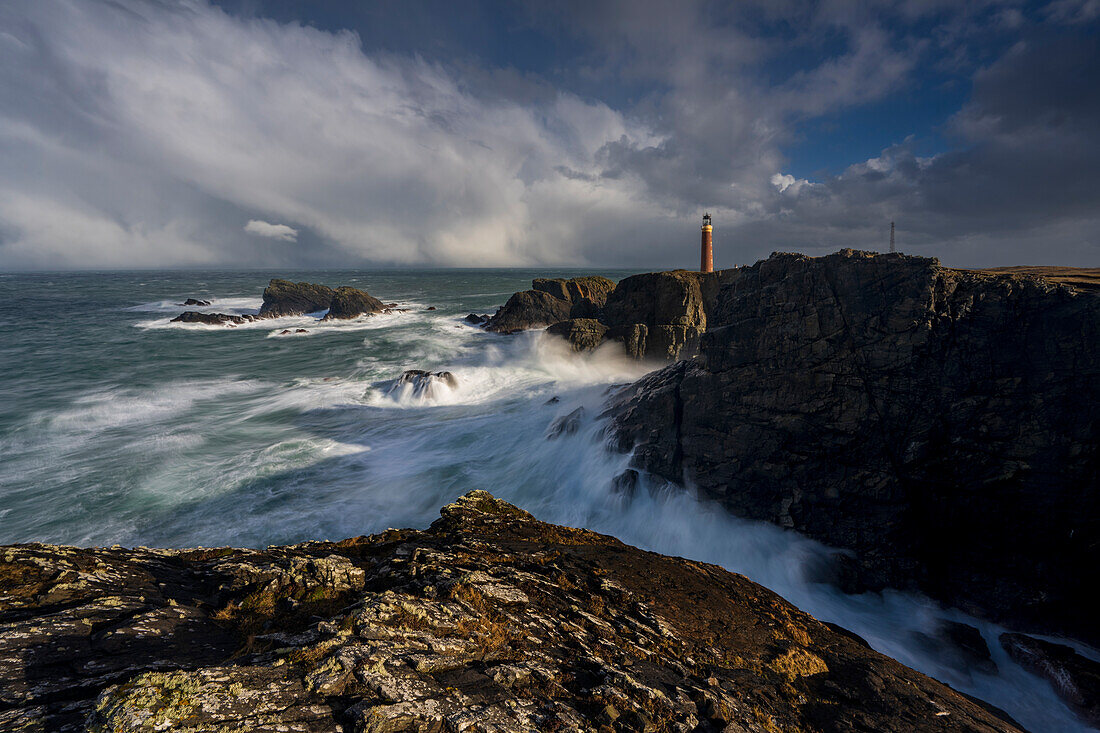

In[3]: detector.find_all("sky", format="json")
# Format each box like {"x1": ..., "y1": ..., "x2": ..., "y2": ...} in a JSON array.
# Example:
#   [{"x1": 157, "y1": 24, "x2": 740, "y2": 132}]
[{"x1": 1, "y1": 0, "x2": 1098, "y2": 270}]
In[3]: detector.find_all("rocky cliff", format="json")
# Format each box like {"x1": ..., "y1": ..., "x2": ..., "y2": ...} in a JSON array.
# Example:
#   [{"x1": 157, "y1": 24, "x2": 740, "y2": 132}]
[
  {"x1": 608, "y1": 250, "x2": 1100, "y2": 644},
  {"x1": 488, "y1": 272, "x2": 722, "y2": 360},
  {"x1": 1, "y1": 491, "x2": 1021, "y2": 733}
]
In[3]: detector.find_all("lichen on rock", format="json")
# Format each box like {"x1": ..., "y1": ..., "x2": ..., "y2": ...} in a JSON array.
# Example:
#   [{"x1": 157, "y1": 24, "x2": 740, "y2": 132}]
[{"x1": 1, "y1": 491, "x2": 1022, "y2": 732}]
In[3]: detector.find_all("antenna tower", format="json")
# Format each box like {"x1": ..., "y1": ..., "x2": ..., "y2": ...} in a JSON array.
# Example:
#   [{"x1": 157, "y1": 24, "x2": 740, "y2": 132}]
[{"x1": 889, "y1": 221, "x2": 896, "y2": 254}]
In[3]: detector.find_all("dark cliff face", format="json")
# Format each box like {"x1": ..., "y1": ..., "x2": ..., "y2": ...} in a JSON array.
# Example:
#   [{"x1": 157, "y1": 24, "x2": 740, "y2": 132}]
[
  {"x1": 609, "y1": 250, "x2": 1100, "y2": 643},
  {"x1": 1, "y1": 491, "x2": 1020, "y2": 733}
]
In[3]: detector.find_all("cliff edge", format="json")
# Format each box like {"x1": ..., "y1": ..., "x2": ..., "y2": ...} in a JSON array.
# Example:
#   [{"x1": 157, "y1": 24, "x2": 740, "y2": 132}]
[{"x1": 608, "y1": 249, "x2": 1100, "y2": 643}]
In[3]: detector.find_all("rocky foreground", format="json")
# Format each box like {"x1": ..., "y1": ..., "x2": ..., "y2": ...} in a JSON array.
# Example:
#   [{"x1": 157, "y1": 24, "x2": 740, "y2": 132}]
[{"x1": 0, "y1": 491, "x2": 1024, "y2": 733}]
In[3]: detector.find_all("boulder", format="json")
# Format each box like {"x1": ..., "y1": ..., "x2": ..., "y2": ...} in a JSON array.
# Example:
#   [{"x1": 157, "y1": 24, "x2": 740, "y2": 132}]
[
  {"x1": 322, "y1": 285, "x2": 386, "y2": 320},
  {"x1": 545, "y1": 318, "x2": 608, "y2": 351},
  {"x1": 609, "y1": 249, "x2": 1100, "y2": 642},
  {"x1": 181, "y1": 298, "x2": 211, "y2": 306},
  {"x1": 464, "y1": 313, "x2": 490, "y2": 326},
  {"x1": 0, "y1": 492, "x2": 1025, "y2": 732},
  {"x1": 485, "y1": 289, "x2": 572, "y2": 333},
  {"x1": 258, "y1": 279, "x2": 335, "y2": 318},
  {"x1": 1000, "y1": 633, "x2": 1100, "y2": 726},
  {"x1": 170, "y1": 311, "x2": 254, "y2": 326}
]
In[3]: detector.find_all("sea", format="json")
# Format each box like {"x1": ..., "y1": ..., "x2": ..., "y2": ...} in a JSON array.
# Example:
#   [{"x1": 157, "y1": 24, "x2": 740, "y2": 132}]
[{"x1": 0, "y1": 269, "x2": 1093, "y2": 732}]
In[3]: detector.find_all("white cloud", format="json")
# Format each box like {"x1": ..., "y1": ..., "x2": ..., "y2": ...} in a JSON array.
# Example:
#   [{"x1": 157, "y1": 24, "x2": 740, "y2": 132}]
[
  {"x1": 770, "y1": 173, "x2": 812, "y2": 194},
  {"x1": 245, "y1": 219, "x2": 298, "y2": 242},
  {"x1": 0, "y1": 0, "x2": 675, "y2": 269}
]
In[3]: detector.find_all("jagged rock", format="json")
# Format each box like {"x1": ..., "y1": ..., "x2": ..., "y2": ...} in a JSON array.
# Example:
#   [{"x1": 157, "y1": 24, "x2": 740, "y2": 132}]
[
  {"x1": 426, "y1": 306, "x2": 436, "y2": 311},
  {"x1": 389, "y1": 369, "x2": 458, "y2": 399},
  {"x1": 1000, "y1": 633, "x2": 1100, "y2": 726},
  {"x1": 464, "y1": 313, "x2": 490, "y2": 326},
  {"x1": 546, "y1": 407, "x2": 585, "y2": 439},
  {"x1": 608, "y1": 249, "x2": 1100, "y2": 642},
  {"x1": 258, "y1": 279, "x2": 335, "y2": 318},
  {"x1": 322, "y1": 285, "x2": 386, "y2": 320},
  {"x1": 487, "y1": 276, "x2": 615, "y2": 333},
  {"x1": 0, "y1": 492, "x2": 1023, "y2": 732},
  {"x1": 180, "y1": 298, "x2": 211, "y2": 306},
  {"x1": 545, "y1": 318, "x2": 608, "y2": 351},
  {"x1": 497, "y1": 272, "x2": 721, "y2": 359},
  {"x1": 597, "y1": 269, "x2": 721, "y2": 360},
  {"x1": 170, "y1": 311, "x2": 255, "y2": 325}
]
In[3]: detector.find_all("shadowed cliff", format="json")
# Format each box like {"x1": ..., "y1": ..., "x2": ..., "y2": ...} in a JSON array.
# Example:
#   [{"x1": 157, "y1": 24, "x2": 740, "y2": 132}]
[{"x1": 607, "y1": 250, "x2": 1100, "y2": 645}]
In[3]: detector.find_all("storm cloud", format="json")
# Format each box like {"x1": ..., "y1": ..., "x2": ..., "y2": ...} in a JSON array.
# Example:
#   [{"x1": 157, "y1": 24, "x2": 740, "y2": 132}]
[{"x1": 0, "y1": 0, "x2": 1097, "y2": 270}]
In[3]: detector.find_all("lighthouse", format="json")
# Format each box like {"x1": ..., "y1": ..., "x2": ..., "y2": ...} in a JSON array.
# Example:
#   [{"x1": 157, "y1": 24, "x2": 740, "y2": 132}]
[{"x1": 700, "y1": 212, "x2": 713, "y2": 273}]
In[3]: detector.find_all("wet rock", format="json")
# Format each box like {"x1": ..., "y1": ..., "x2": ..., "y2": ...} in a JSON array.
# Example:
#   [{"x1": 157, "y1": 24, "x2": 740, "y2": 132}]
[
  {"x1": 296, "y1": 328, "x2": 308, "y2": 333},
  {"x1": 322, "y1": 285, "x2": 386, "y2": 320},
  {"x1": 464, "y1": 313, "x2": 490, "y2": 326},
  {"x1": 426, "y1": 306, "x2": 436, "y2": 311},
  {"x1": 609, "y1": 249, "x2": 1100, "y2": 642},
  {"x1": 545, "y1": 318, "x2": 608, "y2": 351},
  {"x1": 913, "y1": 622, "x2": 997, "y2": 676},
  {"x1": 390, "y1": 369, "x2": 458, "y2": 399},
  {"x1": 279, "y1": 329, "x2": 292, "y2": 335},
  {"x1": 1000, "y1": 633, "x2": 1100, "y2": 727},
  {"x1": 546, "y1": 406, "x2": 585, "y2": 439},
  {"x1": 611, "y1": 469, "x2": 639, "y2": 497},
  {"x1": 258, "y1": 279, "x2": 335, "y2": 318},
  {"x1": 181, "y1": 298, "x2": 211, "y2": 306},
  {"x1": 170, "y1": 311, "x2": 255, "y2": 325},
  {"x1": 1, "y1": 492, "x2": 1023, "y2": 732}
]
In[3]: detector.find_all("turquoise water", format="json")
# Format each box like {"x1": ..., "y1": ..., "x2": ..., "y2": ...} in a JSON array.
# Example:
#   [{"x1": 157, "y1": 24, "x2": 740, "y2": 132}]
[{"x1": 0, "y1": 269, "x2": 1092, "y2": 732}]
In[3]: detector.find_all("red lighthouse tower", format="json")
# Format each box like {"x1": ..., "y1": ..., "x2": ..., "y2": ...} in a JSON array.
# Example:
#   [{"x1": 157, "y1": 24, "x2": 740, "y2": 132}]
[{"x1": 700, "y1": 212, "x2": 713, "y2": 273}]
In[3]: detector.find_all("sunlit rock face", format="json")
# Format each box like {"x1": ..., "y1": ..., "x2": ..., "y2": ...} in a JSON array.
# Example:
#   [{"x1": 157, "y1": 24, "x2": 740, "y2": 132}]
[
  {"x1": 609, "y1": 249, "x2": 1100, "y2": 643},
  {"x1": 1, "y1": 491, "x2": 1021, "y2": 732}
]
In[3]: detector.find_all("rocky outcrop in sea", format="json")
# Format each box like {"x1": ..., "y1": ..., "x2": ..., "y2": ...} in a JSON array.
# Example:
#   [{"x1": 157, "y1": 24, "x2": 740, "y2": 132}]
[
  {"x1": 606, "y1": 250, "x2": 1100, "y2": 645},
  {"x1": 169, "y1": 279, "x2": 390, "y2": 325},
  {"x1": 1, "y1": 491, "x2": 1024, "y2": 732}
]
